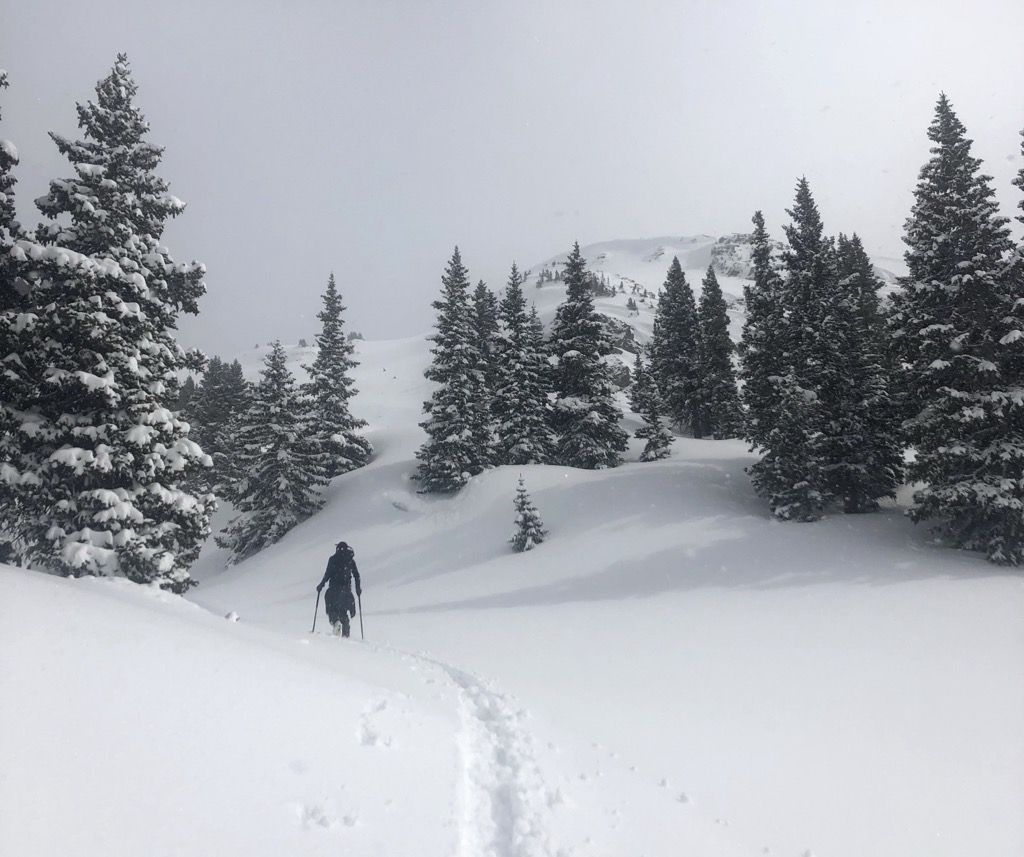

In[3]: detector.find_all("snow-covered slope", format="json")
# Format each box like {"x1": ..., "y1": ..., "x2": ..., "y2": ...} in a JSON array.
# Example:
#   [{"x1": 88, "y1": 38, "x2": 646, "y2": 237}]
[
  {"x1": 1, "y1": 566, "x2": 761, "y2": 857},
  {"x1": 3, "y1": 252, "x2": 1022, "y2": 857},
  {"x1": 522, "y1": 234, "x2": 907, "y2": 347},
  {"x1": 524, "y1": 235, "x2": 744, "y2": 348}
]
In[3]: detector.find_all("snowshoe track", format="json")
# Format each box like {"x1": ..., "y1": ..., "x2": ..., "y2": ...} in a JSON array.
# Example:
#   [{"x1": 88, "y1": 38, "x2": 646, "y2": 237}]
[
  {"x1": 366, "y1": 641, "x2": 559, "y2": 856},
  {"x1": 442, "y1": 664, "x2": 554, "y2": 857}
]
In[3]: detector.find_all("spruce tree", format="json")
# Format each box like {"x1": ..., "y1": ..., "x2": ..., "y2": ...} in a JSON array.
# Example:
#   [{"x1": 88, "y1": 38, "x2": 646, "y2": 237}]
[
  {"x1": 176, "y1": 375, "x2": 197, "y2": 412},
  {"x1": 415, "y1": 247, "x2": 491, "y2": 491},
  {"x1": 890, "y1": 95, "x2": 1024, "y2": 563},
  {"x1": 629, "y1": 351, "x2": 673, "y2": 461},
  {"x1": 549, "y1": 242, "x2": 628, "y2": 469},
  {"x1": 695, "y1": 265, "x2": 742, "y2": 439},
  {"x1": 183, "y1": 356, "x2": 251, "y2": 492},
  {"x1": 0, "y1": 56, "x2": 211, "y2": 590},
  {"x1": 472, "y1": 278, "x2": 500, "y2": 387},
  {"x1": 826, "y1": 233, "x2": 903, "y2": 512},
  {"x1": 650, "y1": 257, "x2": 701, "y2": 434},
  {"x1": 747, "y1": 181, "x2": 835, "y2": 522},
  {"x1": 740, "y1": 211, "x2": 786, "y2": 449},
  {"x1": 184, "y1": 355, "x2": 225, "y2": 456},
  {"x1": 0, "y1": 69, "x2": 20, "y2": 303},
  {"x1": 303, "y1": 272, "x2": 372, "y2": 479},
  {"x1": 217, "y1": 342, "x2": 326, "y2": 563},
  {"x1": 493, "y1": 262, "x2": 556, "y2": 465},
  {"x1": 1014, "y1": 125, "x2": 1024, "y2": 271},
  {"x1": 470, "y1": 278, "x2": 500, "y2": 462},
  {"x1": 527, "y1": 304, "x2": 546, "y2": 354},
  {"x1": 509, "y1": 476, "x2": 547, "y2": 552},
  {"x1": 0, "y1": 69, "x2": 25, "y2": 554}
]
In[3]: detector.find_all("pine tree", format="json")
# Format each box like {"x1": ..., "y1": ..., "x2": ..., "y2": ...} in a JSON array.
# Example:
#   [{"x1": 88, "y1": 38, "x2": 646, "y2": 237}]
[
  {"x1": 470, "y1": 278, "x2": 500, "y2": 461},
  {"x1": 38, "y1": 56, "x2": 204, "y2": 315},
  {"x1": 1013, "y1": 125, "x2": 1024, "y2": 273},
  {"x1": 415, "y1": 247, "x2": 491, "y2": 492},
  {"x1": 826, "y1": 233, "x2": 903, "y2": 512},
  {"x1": 527, "y1": 303, "x2": 546, "y2": 353},
  {"x1": 747, "y1": 181, "x2": 835, "y2": 522},
  {"x1": 176, "y1": 375, "x2": 197, "y2": 412},
  {"x1": 0, "y1": 68, "x2": 21, "y2": 305},
  {"x1": 217, "y1": 342, "x2": 326, "y2": 563},
  {"x1": 184, "y1": 355, "x2": 225, "y2": 455},
  {"x1": 0, "y1": 56, "x2": 211, "y2": 590},
  {"x1": 740, "y1": 211, "x2": 786, "y2": 449},
  {"x1": 472, "y1": 278, "x2": 500, "y2": 387},
  {"x1": 695, "y1": 265, "x2": 742, "y2": 439},
  {"x1": 303, "y1": 272, "x2": 372, "y2": 479},
  {"x1": 527, "y1": 302, "x2": 552, "y2": 406},
  {"x1": 0, "y1": 69, "x2": 26, "y2": 555},
  {"x1": 549, "y1": 242, "x2": 628, "y2": 469},
  {"x1": 629, "y1": 351, "x2": 673, "y2": 461},
  {"x1": 493, "y1": 262, "x2": 556, "y2": 465},
  {"x1": 890, "y1": 95, "x2": 1024, "y2": 563},
  {"x1": 650, "y1": 257, "x2": 701, "y2": 434},
  {"x1": 183, "y1": 356, "x2": 251, "y2": 492},
  {"x1": 509, "y1": 475, "x2": 547, "y2": 552}
]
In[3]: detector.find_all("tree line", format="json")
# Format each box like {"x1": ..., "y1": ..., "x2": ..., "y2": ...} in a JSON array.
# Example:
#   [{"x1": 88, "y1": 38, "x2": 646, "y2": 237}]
[
  {"x1": 739, "y1": 95, "x2": 1024, "y2": 567},
  {"x1": 2, "y1": 56, "x2": 1023, "y2": 588},
  {"x1": 418, "y1": 93, "x2": 1024, "y2": 567},
  {"x1": 0, "y1": 58, "x2": 371, "y2": 588}
]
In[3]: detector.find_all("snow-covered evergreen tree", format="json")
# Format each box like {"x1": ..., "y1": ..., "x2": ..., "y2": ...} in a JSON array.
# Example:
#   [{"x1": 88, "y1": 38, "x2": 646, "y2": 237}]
[
  {"x1": 825, "y1": 233, "x2": 903, "y2": 512},
  {"x1": 303, "y1": 272, "x2": 372, "y2": 479},
  {"x1": 470, "y1": 278, "x2": 500, "y2": 463},
  {"x1": 744, "y1": 190, "x2": 903, "y2": 520},
  {"x1": 695, "y1": 264, "x2": 742, "y2": 439},
  {"x1": 472, "y1": 278, "x2": 500, "y2": 389},
  {"x1": 509, "y1": 475, "x2": 547, "y2": 552},
  {"x1": 527, "y1": 303, "x2": 546, "y2": 355},
  {"x1": 889, "y1": 95, "x2": 1024, "y2": 563},
  {"x1": 549, "y1": 242, "x2": 628, "y2": 469},
  {"x1": 0, "y1": 69, "x2": 25, "y2": 556},
  {"x1": 1013, "y1": 125, "x2": 1024, "y2": 275},
  {"x1": 493, "y1": 262, "x2": 556, "y2": 465},
  {"x1": 650, "y1": 257, "x2": 701, "y2": 434},
  {"x1": 749, "y1": 379, "x2": 826, "y2": 521},
  {"x1": 183, "y1": 356, "x2": 251, "y2": 492},
  {"x1": 740, "y1": 211, "x2": 786, "y2": 449},
  {"x1": 629, "y1": 351, "x2": 673, "y2": 461},
  {"x1": 176, "y1": 375, "x2": 197, "y2": 412},
  {"x1": 415, "y1": 247, "x2": 491, "y2": 492},
  {"x1": 0, "y1": 55, "x2": 211, "y2": 591},
  {"x1": 0, "y1": 68, "x2": 20, "y2": 301},
  {"x1": 748, "y1": 180, "x2": 835, "y2": 522},
  {"x1": 217, "y1": 342, "x2": 326, "y2": 564}
]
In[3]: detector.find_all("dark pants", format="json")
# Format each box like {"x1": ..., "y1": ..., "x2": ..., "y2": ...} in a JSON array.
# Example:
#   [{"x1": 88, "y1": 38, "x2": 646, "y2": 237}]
[{"x1": 325, "y1": 587, "x2": 354, "y2": 637}]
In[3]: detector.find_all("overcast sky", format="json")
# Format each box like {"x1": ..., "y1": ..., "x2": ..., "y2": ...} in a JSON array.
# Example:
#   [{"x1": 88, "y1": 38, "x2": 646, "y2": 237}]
[{"x1": 3, "y1": 0, "x2": 1024, "y2": 354}]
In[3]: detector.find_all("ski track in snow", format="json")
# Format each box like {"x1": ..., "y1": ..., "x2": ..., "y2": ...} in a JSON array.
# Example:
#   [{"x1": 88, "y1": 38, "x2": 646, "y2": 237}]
[
  {"x1": 442, "y1": 663, "x2": 555, "y2": 857},
  {"x1": 373, "y1": 642, "x2": 557, "y2": 857}
]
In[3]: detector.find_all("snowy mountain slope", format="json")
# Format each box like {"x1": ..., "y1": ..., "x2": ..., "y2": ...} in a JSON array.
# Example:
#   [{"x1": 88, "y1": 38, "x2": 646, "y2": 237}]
[
  {"x1": 182, "y1": 336, "x2": 1023, "y2": 857},
  {"x1": 3, "y1": 257, "x2": 1022, "y2": 857},
  {"x1": 0, "y1": 566, "x2": 761, "y2": 857},
  {"x1": 522, "y1": 234, "x2": 906, "y2": 347}
]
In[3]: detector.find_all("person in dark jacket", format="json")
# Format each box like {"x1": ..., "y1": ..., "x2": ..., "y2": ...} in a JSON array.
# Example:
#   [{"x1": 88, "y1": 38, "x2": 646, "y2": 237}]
[{"x1": 317, "y1": 541, "x2": 362, "y2": 637}]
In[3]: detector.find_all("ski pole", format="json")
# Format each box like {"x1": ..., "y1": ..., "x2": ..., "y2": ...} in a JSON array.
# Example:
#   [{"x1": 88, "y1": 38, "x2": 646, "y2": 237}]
[
  {"x1": 311, "y1": 588, "x2": 321, "y2": 633},
  {"x1": 357, "y1": 591, "x2": 364, "y2": 640}
]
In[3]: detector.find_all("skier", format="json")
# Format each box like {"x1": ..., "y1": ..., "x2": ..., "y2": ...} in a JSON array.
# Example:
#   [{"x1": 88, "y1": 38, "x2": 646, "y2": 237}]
[{"x1": 317, "y1": 541, "x2": 362, "y2": 637}]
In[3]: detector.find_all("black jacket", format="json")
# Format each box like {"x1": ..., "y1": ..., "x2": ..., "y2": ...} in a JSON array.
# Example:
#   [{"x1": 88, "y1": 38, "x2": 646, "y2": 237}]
[{"x1": 319, "y1": 546, "x2": 361, "y2": 596}]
